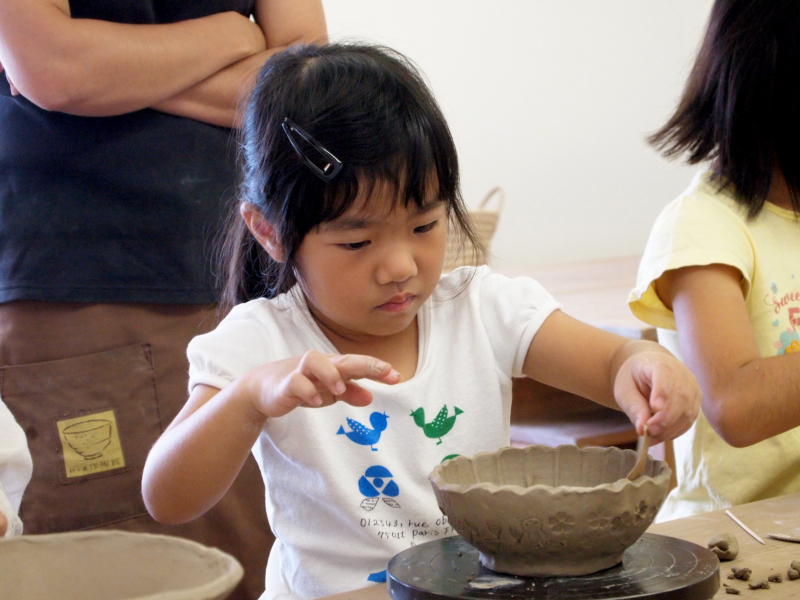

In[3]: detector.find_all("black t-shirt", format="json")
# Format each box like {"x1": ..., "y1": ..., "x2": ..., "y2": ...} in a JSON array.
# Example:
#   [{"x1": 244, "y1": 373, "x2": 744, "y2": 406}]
[{"x1": 0, "y1": 0, "x2": 255, "y2": 303}]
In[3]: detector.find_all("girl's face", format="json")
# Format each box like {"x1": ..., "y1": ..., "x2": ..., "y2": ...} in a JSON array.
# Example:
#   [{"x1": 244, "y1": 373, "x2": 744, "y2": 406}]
[{"x1": 294, "y1": 180, "x2": 447, "y2": 345}]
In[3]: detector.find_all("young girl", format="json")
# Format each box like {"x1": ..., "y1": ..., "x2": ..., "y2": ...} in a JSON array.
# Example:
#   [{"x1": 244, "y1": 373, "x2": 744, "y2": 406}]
[
  {"x1": 629, "y1": 0, "x2": 800, "y2": 521},
  {"x1": 143, "y1": 42, "x2": 700, "y2": 600}
]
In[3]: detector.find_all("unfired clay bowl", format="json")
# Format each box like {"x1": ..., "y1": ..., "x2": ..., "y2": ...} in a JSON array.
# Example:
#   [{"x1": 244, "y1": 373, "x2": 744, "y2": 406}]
[
  {"x1": 0, "y1": 530, "x2": 243, "y2": 600},
  {"x1": 429, "y1": 444, "x2": 671, "y2": 577}
]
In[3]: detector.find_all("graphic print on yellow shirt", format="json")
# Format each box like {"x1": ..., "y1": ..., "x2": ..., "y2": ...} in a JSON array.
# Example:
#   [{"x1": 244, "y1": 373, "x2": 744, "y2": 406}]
[{"x1": 767, "y1": 278, "x2": 800, "y2": 355}]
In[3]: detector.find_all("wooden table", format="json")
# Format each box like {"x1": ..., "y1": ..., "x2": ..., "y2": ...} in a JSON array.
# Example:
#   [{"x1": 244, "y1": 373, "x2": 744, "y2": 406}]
[
  {"x1": 501, "y1": 255, "x2": 656, "y2": 341},
  {"x1": 648, "y1": 493, "x2": 800, "y2": 598},
  {"x1": 317, "y1": 492, "x2": 800, "y2": 600}
]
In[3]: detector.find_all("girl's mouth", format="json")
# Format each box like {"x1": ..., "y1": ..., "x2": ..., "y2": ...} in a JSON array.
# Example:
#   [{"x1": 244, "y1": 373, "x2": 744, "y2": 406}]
[{"x1": 378, "y1": 294, "x2": 416, "y2": 313}]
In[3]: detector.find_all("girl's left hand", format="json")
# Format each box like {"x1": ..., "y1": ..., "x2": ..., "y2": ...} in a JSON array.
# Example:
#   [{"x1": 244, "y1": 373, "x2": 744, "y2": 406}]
[{"x1": 613, "y1": 350, "x2": 701, "y2": 444}]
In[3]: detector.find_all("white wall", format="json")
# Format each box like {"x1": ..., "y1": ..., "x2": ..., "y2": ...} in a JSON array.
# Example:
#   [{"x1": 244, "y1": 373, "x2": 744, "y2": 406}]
[{"x1": 323, "y1": 0, "x2": 715, "y2": 271}]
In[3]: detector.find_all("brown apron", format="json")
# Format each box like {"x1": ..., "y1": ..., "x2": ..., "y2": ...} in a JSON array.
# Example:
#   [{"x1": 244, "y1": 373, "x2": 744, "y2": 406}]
[{"x1": 0, "y1": 301, "x2": 274, "y2": 600}]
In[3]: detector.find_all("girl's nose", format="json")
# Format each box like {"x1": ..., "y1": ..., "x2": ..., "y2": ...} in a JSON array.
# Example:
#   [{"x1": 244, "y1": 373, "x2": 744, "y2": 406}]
[{"x1": 376, "y1": 245, "x2": 417, "y2": 284}]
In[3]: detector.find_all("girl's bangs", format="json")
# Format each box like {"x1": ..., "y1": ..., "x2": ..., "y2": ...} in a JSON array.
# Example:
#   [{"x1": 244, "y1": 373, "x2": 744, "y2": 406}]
[{"x1": 318, "y1": 150, "x2": 447, "y2": 225}]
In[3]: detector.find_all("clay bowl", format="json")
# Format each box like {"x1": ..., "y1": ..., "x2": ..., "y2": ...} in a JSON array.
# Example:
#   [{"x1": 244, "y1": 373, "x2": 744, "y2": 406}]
[
  {"x1": 429, "y1": 444, "x2": 671, "y2": 577},
  {"x1": 0, "y1": 530, "x2": 243, "y2": 600}
]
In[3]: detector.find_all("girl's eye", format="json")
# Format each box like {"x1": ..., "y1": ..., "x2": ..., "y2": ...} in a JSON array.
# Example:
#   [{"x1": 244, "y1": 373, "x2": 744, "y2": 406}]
[
  {"x1": 414, "y1": 220, "x2": 439, "y2": 234},
  {"x1": 341, "y1": 241, "x2": 370, "y2": 250}
]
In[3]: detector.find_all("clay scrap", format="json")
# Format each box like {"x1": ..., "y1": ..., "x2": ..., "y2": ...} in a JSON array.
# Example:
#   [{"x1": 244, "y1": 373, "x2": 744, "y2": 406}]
[
  {"x1": 708, "y1": 533, "x2": 739, "y2": 561},
  {"x1": 729, "y1": 567, "x2": 751, "y2": 581}
]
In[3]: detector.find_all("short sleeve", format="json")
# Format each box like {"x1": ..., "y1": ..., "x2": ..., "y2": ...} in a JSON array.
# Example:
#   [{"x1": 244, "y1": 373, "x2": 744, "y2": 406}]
[
  {"x1": 629, "y1": 187, "x2": 755, "y2": 330},
  {"x1": 187, "y1": 302, "x2": 277, "y2": 392},
  {"x1": 476, "y1": 270, "x2": 561, "y2": 377}
]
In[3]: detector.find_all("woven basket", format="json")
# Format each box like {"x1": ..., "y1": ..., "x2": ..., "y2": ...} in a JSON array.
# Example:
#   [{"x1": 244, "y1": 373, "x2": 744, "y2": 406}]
[{"x1": 443, "y1": 187, "x2": 504, "y2": 272}]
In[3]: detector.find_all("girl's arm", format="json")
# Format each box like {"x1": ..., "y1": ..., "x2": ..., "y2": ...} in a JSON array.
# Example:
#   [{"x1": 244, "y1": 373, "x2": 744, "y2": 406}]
[
  {"x1": 522, "y1": 310, "x2": 701, "y2": 445},
  {"x1": 0, "y1": 0, "x2": 265, "y2": 116},
  {"x1": 152, "y1": 0, "x2": 327, "y2": 127},
  {"x1": 658, "y1": 264, "x2": 800, "y2": 447},
  {"x1": 142, "y1": 352, "x2": 400, "y2": 525}
]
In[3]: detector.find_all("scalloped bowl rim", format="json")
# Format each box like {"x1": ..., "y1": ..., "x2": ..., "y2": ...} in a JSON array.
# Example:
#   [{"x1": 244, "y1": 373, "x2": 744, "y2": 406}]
[{"x1": 429, "y1": 444, "x2": 671, "y2": 496}]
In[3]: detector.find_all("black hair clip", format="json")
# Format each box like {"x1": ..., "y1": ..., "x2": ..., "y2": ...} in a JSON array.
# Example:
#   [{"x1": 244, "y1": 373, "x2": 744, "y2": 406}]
[{"x1": 281, "y1": 118, "x2": 343, "y2": 182}]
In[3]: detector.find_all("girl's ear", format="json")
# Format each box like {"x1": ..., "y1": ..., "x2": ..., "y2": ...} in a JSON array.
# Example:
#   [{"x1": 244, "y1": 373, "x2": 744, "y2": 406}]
[{"x1": 241, "y1": 203, "x2": 285, "y2": 262}]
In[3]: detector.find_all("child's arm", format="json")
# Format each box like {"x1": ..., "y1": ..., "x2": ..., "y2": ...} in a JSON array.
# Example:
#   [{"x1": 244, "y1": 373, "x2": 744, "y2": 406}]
[
  {"x1": 658, "y1": 264, "x2": 800, "y2": 447},
  {"x1": 142, "y1": 351, "x2": 400, "y2": 525},
  {"x1": 522, "y1": 310, "x2": 701, "y2": 445}
]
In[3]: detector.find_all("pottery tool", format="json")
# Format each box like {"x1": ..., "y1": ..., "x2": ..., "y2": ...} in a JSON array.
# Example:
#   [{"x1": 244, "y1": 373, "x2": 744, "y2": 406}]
[
  {"x1": 388, "y1": 534, "x2": 720, "y2": 600},
  {"x1": 726, "y1": 510, "x2": 765, "y2": 544},
  {"x1": 766, "y1": 533, "x2": 800, "y2": 543},
  {"x1": 626, "y1": 425, "x2": 651, "y2": 481}
]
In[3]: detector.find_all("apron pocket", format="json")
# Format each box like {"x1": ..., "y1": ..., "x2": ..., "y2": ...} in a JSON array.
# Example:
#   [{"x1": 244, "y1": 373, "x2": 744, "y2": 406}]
[{"x1": 0, "y1": 343, "x2": 162, "y2": 533}]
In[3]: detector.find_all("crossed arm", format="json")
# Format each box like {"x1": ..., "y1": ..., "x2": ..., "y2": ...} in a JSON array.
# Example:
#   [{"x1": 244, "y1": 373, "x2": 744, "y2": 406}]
[{"x1": 0, "y1": 0, "x2": 326, "y2": 126}]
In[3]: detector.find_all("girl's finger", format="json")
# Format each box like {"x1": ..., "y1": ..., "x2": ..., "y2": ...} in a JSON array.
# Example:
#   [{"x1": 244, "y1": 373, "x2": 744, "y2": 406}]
[
  {"x1": 297, "y1": 350, "x2": 349, "y2": 397},
  {"x1": 330, "y1": 354, "x2": 401, "y2": 384},
  {"x1": 285, "y1": 372, "x2": 324, "y2": 407},
  {"x1": 614, "y1": 367, "x2": 653, "y2": 436},
  {"x1": 337, "y1": 381, "x2": 374, "y2": 407}
]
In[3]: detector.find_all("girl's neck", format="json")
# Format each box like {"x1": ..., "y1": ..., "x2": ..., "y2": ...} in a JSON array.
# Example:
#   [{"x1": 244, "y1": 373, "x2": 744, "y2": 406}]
[
  {"x1": 312, "y1": 312, "x2": 419, "y2": 382},
  {"x1": 767, "y1": 168, "x2": 794, "y2": 211}
]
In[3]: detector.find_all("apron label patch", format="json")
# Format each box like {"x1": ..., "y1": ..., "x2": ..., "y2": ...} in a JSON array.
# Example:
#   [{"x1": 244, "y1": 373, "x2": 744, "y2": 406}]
[{"x1": 57, "y1": 410, "x2": 127, "y2": 481}]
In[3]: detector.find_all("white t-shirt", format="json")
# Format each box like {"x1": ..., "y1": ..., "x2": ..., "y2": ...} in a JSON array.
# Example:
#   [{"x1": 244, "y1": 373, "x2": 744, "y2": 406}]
[
  {"x1": 0, "y1": 394, "x2": 32, "y2": 537},
  {"x1": 630, "y1": 170, "x2": 800, "y2": 522},
  {"x1": 188, "y1": 266, "x2": 559, "y2": 600}
]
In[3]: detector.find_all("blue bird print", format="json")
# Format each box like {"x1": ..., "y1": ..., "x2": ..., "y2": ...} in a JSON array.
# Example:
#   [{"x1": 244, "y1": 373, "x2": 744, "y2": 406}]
[{"x1": 337, "y1": 411, "x2": 389, "y2": 451}]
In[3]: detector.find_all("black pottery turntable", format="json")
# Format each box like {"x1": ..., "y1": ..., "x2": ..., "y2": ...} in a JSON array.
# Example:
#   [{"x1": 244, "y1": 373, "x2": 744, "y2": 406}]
[{"x1": 387, "y1": 534, "x2": 719, "y2": 600}]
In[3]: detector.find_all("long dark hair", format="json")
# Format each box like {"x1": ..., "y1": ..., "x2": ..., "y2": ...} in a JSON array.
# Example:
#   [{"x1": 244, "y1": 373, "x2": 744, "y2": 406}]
[
  {"x1": 219, "y1": 42, "x2": 482, "y2": 308},
  {"x1": 648, "y1": 0, "x2": 800, "y2": 218}
]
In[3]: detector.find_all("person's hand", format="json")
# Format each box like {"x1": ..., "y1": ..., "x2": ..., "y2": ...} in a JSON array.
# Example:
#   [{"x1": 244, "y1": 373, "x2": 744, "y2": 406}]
[
  {"x1": 244, "y1": 350, "x2": 402, "y2": 420},
  {"x1": 613, "y1": 350, "x2": 701, "y2": 444},
  {"x1": 0, "y1": 510, "x2": 7, "y2": 537}
]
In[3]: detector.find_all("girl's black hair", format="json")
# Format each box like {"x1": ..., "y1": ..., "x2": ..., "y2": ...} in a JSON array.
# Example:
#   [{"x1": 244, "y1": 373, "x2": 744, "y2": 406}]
[
  {"x1": 219, "y1": 42, "x2": 482, "y2": 308},
  {"x1": 648, "y1": 0, "x2": 800, "y2": 218}
]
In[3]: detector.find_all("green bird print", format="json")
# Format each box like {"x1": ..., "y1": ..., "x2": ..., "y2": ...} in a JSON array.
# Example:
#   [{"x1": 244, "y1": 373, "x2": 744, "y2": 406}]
[{"x1": 409, "y1": 405, "x2": 464, "y2": 444}]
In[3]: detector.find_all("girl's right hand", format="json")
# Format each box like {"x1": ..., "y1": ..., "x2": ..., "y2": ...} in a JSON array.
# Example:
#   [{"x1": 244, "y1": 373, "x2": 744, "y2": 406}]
[{"x1": 245, "y1": 350, "x2": 402, "y2": 419}]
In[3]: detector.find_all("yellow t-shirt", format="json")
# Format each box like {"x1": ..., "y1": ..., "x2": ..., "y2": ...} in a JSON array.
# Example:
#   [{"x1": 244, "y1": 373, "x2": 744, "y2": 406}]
[{"x1": 629, "y1": 170, "x2": 800, "y2": 522}]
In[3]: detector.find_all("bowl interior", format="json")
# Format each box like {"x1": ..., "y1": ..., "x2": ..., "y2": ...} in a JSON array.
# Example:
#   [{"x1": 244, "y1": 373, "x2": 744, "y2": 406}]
[
  {"x1": 434, "y1": 444, "x2": 668, "y2": 491},
  {"x1": 0, "y1": 530, "x2": 243, "y2": 600}
]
